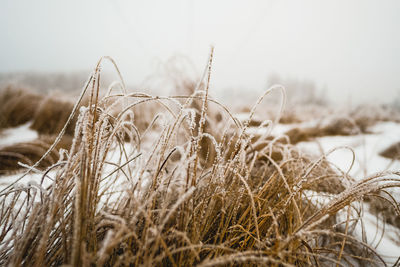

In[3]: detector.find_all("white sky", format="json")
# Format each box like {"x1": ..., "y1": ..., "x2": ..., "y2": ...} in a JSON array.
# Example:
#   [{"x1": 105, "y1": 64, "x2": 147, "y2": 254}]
[{"x1": 1, "y1": 0, "x2": 399, "y2": 104}]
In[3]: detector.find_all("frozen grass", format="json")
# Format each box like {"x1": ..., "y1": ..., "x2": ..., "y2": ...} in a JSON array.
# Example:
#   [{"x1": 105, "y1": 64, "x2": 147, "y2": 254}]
[
  {"x1": 0, "y1": 55, "x2": 400, "y2": 266},
  {"x1": 296, "y1": 121, "x2": 400, "y2": 242}
]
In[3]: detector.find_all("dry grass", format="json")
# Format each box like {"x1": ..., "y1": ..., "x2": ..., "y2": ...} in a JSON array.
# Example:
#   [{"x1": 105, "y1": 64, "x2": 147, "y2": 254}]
[
  {"x1": 0, "y1": 87, "x2": 80, "y2": 173},
  {"x1": 0, "y1": 56, "x2": 400, "y2": 266},
  {"x1": 350, "y1": 104, "x2": 400, "y2": 133},
  {"x1": 0, "y1": 86, "x2": 81, "y2": 136},
  {"x1": 380, "y1": 141, "x2": 400, "y2": 161},
  {"x1": 283, "y1": 120, "x2": 355, "y2": 144},
  {"x1": 284, "y1": 115, "x2": 379, "y2": 144},
  {"x1": 30, "y1": 94, "x2": 77, "y2": 136},
  {"x1": 0, "y1": 86, "x2": 43, "y2": 129},
  {"x1": 366, "y1": 191, "x2": 400, "y2": 229},
  {"x1": 0, "y1": 135, "x2": 73, "y2": 174}
]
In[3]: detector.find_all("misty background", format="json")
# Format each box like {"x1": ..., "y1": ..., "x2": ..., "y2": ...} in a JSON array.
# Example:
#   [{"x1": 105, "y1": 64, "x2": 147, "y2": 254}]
[{"x1": 1, "y1": 0, "x2": 399, "y2": 105}]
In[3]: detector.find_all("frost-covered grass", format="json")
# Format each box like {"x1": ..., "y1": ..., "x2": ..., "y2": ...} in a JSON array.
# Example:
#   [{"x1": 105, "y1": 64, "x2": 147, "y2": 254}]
[{"x1": 0, "y1": 55, "x2": 400, "y2": 266}]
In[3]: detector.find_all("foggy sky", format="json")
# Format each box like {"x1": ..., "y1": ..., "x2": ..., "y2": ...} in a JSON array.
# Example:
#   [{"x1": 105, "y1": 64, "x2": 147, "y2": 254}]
[{"x1": 1, "y1": 0, "x2": 399, "y2": 104}]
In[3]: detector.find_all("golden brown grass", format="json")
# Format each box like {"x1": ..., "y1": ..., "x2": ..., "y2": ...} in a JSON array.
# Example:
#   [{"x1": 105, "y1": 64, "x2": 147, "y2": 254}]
[
  {"x1": 366, "y1": 191, "x2": 400, "y2": 229},
  {"x1": 30, "y1": 94, "x2": 76, "y2": 136},
  {"x1": 0, "y1": 86, "x2": 43, "y2": 128},
  {"x1": 0, "y1": 87, "x2": 81, "y2": 172},
  {"x1": 380, "y1": 141, "x2": 400, "y2": 161},
  {"x1": 0, "y1": 135, "x2": 73, "y2": 174},
  {"x1": 284, "y1": 116, "x2": 373, "y2": 144},
  {"x1": 0, "y1": 86, "x2": 81, "y2": 136},
  {"x1": 0, "y1": 56, "x2": 399, "y2": 266}
]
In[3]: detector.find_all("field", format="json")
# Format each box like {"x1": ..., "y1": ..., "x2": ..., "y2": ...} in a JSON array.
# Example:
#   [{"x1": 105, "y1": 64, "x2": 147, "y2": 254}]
[{"x1": 1, "y1": 56, "x2": 400, "y2": 266}]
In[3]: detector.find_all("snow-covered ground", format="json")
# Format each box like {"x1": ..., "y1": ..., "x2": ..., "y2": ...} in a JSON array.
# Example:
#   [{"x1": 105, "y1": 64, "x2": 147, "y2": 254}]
[
  {"x1": 297, "y1": 121, "x2": 400, "y2": 179},
  {"x1": 0, "y1": 122, "x2": 37, "y2": 147}
]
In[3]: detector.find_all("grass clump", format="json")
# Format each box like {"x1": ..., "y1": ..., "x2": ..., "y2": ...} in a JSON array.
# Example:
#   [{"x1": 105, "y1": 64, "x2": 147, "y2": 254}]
[
  {"x1": 380, "y1": 141, "x2": 400, "y2": 161},
  {"x1": 0, "y1": 56, "x2": 400, "y2": 266},
  {"x1": 0, "y1": 135, "x2": 73, "y2": 174},
  {"x1": 0, "y1": 86, "x2": 42, "y2": 129},
  {"x1": 0, "y1": 85, "x2": 81, "y2": 136},
  {"x1": 30, "y1": 94, "x2": 77, "y2": 136},
  {"x1": 0, "y1": 87, "x2": 80, "y2": 172},
  {"x1": 283, "y1": 116, "x2": 359, "y2": 144}
]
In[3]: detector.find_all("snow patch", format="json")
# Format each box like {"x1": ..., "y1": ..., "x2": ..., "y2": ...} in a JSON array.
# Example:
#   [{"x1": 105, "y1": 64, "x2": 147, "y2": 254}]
[
  {"x1": 297, "y1": 122, "x2": 400, "y2": 179},
  {"x1": 0, "y1": 122, "x2": 38, "y2": 147}
]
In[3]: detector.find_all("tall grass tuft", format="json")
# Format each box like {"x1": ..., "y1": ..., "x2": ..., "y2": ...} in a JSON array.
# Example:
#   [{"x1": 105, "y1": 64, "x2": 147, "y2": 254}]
[
  {"x1": 0, "y1": 135, "x2": 73, "y2": 174},
  {"x1": 0, "y1": 55, "x2": 400, "y2": 266},
  {"x1": 0, "y1": 86, "x2": 42, "y2": 129},
  {"x1": 0, "y1": 86, "x2": 80, "y2": 136},
  {"x1": 30, "y1": 94, "x2": 77, "y2": 136}
]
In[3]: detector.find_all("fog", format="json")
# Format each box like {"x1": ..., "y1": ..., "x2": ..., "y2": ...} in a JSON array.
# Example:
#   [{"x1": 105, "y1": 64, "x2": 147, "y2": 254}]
[{"x1": 1, "y1": 0, "x2": 399, "y2": 104}]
